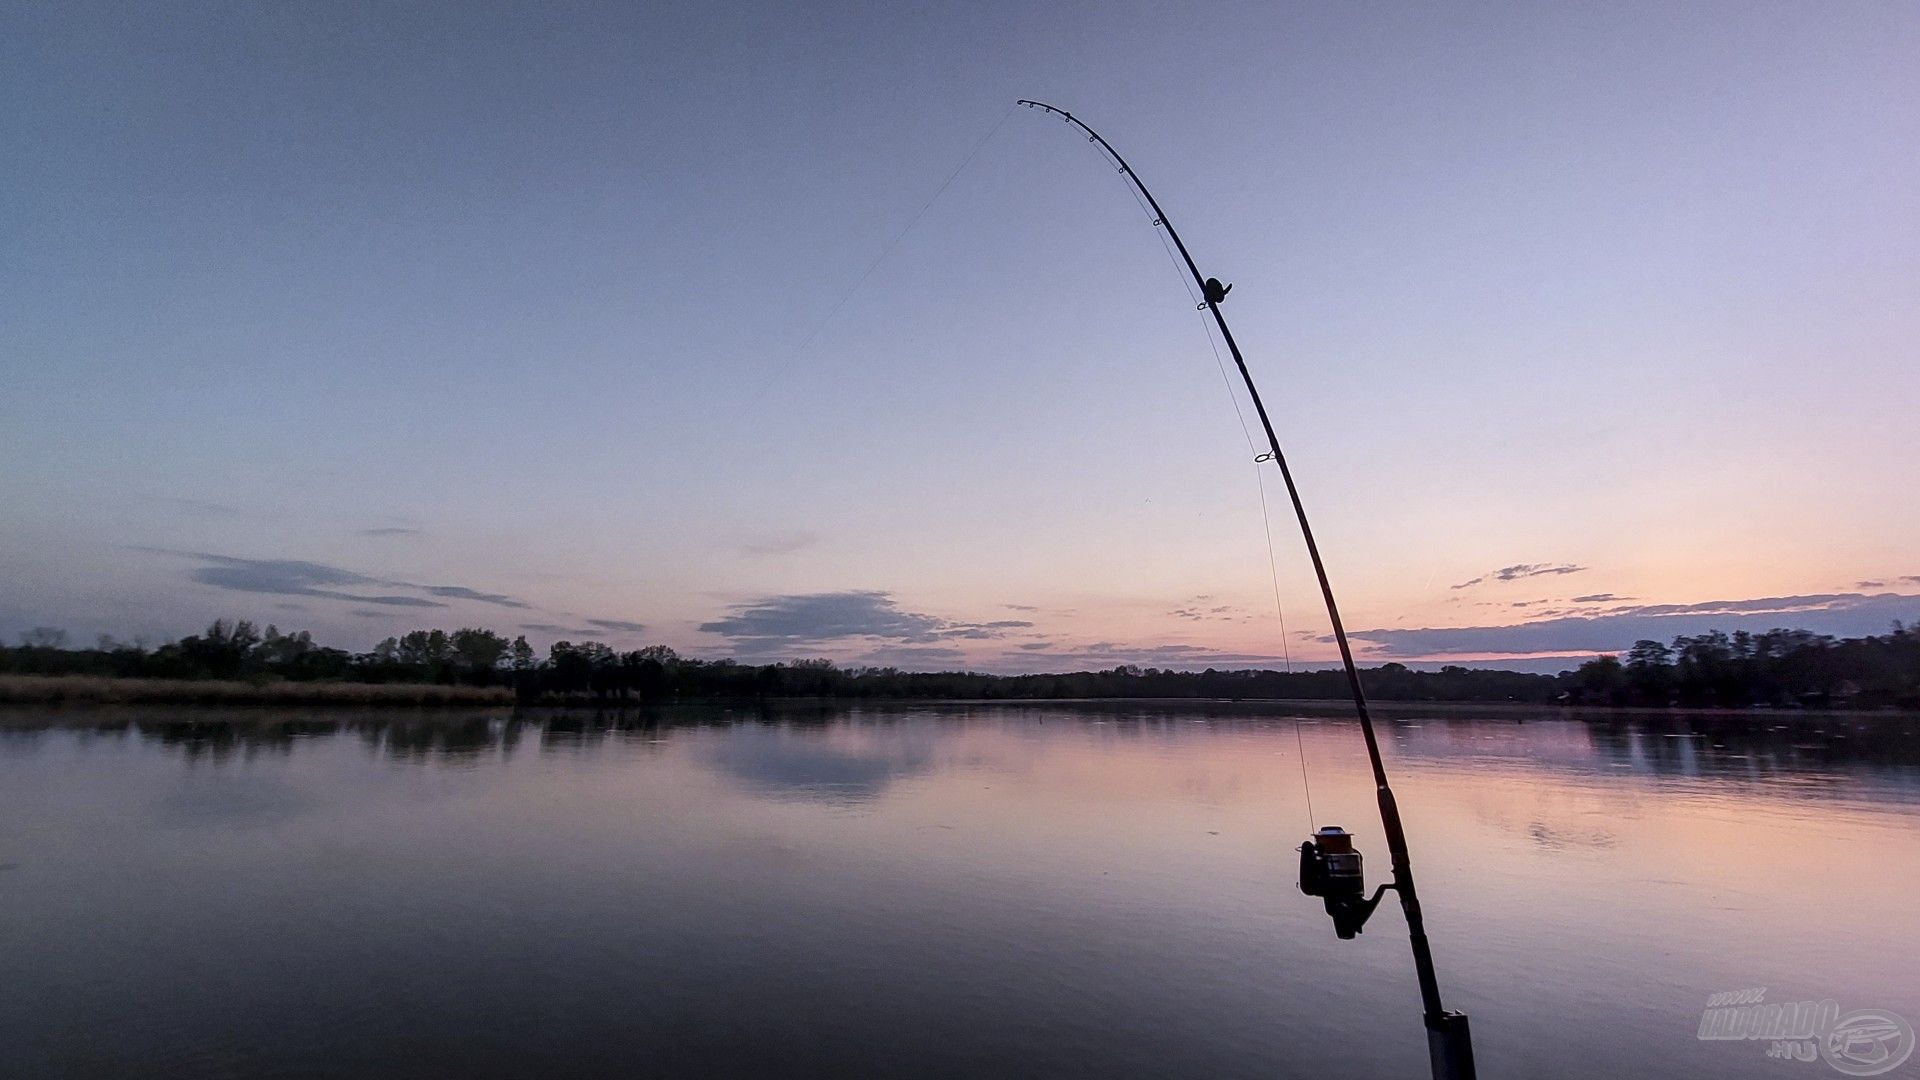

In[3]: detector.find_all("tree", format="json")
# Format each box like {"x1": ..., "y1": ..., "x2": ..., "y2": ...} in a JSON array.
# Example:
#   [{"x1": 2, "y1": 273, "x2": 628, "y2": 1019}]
[
  {"x1": 1624, "y1": 639, "x2": 1674, "y2": 704},
  {"x1": 395, "y1": 630, "x2": 452, "y2": 668},
  {"x1": 509, "y1": 636, "x2": 536, "y2": 671},
  {"x1": 171, "y1": 619, "x2": 262, "y2": 679},
  {"x1": 449, "y1": 628, "x2": 510, "y2": 682},
  {"x1": 1674, "y1": 631, "x2": 1757, "y2": 705},
  {"x1": 548, "y1": 640, "x2": 614, "y2": 696},
  {"x1": 1572, "y1": 655, "x2": 1625, "y2": 704},
  {"x1": 1626, "y1": 639, "x2": 1672, "y2": 668},
  {"x1": 257, "y1": 626, "x2": 316, "y2": 667}
]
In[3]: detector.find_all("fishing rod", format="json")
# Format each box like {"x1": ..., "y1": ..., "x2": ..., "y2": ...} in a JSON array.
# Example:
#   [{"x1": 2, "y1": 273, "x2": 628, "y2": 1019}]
[{"x1": 1016, "y1": 99, "x2": 1475, "y2": 1080}]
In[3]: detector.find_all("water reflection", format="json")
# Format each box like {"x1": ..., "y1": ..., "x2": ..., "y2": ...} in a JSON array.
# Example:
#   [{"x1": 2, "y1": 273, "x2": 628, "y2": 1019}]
[
  {"x1": 5, "y1": 702, "x2": 1912, "y2": 775},
  {"x1": 363, "y1": 715, "x2": 522, "y2": 762},
  {"x1": 1, "y1": 703, "x2": 1915, "y2": 1079},
  {"x1": 155, "y1": 771, "x2": 314, "y2": 828},
  {"x1": 701, "y1": 726, "x2": 937, "y2": 804}
]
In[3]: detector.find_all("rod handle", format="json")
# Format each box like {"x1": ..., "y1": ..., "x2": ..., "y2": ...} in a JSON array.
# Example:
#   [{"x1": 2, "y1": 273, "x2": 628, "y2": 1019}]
[{"x1": 1426, "y1": 1011, "x2": 1476, "y2": 1080}]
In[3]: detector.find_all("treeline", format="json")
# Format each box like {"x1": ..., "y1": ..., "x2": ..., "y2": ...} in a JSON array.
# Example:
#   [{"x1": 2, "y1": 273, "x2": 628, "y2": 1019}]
[
  {"x1": 4, "y1": 620, "x2": 1918, "y2": 709},
  {"x1": 4, "y1": 624, "x2": 538, "y2": 688},
  {"x1": 1562, "y1": 628, "x2": 1920, "y2": 709}
]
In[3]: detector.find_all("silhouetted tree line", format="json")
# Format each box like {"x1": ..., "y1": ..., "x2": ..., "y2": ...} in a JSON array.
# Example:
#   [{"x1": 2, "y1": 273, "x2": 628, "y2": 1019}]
[
  {"x1": 2, "y1": 622, "x2": 523, "y2": 687},
  {"x1": 5, "y1": 620, "x2": 1918, "y2": 709},
  {"x1": 1561, "y1": 627, "x2": 1920, "y2": 709}
]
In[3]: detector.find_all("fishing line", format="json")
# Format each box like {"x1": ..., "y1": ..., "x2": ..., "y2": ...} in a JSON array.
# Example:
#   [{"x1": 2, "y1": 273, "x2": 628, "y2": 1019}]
[
  {"x1": 1257, "y1": 463, "x2": 1317, "y2": 828},
  {"x1": 745, "y1": 102, "x2": 1017, "y2": 406},
  {"x1": 1086, "y1": 130, "x2": 1316, "y2": 829},
  {"x1": 1206, "y1": 313, "x2": 1316, "y2": 827}
]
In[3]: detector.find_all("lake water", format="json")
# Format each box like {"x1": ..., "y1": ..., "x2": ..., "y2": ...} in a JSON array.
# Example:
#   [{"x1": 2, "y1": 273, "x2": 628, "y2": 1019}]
[{"x1": 2, "y1": 703, "x2": 1916, "y2": 1078}]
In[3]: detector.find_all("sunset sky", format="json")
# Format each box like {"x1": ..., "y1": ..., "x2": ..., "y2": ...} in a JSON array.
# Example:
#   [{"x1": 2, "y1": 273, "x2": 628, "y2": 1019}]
[{"x1": 4, "y1": 2, "x2": 1917, "y2": 672}]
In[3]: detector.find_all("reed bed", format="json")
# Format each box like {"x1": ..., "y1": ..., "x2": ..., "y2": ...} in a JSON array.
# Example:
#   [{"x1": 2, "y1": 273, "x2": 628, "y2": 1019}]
[{"x1": 0, "y1": 675, "x2": 513, "y2": 706}]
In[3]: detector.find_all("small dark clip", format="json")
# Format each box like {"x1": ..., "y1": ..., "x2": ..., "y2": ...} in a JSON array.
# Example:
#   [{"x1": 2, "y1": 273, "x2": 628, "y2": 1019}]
[{"x1": 1203, "y1": 277, "x2": 1233, "y2": 305}]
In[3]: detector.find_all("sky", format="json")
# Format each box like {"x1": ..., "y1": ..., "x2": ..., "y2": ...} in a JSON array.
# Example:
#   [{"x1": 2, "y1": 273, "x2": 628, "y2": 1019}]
[{"x1": 3, "y1": 1, "x2": 1917, "y2": 673}]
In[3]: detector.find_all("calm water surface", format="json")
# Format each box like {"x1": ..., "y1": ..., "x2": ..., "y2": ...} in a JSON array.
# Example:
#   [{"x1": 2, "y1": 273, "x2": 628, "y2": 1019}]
[{"x1": 2, "y1": 704, "x2": 1917, "y2": 1078}]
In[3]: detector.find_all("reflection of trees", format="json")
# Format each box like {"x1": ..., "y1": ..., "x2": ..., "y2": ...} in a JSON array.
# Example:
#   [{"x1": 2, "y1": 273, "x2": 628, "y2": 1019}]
[
  {"x1": 1593, "y1": 712, "x2": 1920, "y2": 775},
  {"x1": 2, "y1": 704, "x2": 1913, "y2": 777},
  {"x1": 141, "y1": 719, "x2": 299, "y2": 762},
  {"x1": 1387, "y1": 710, "x2": 1920, "y2": 778},
  {"x1": 361, "y1": 716, "x2": 513, "y2": 761}
]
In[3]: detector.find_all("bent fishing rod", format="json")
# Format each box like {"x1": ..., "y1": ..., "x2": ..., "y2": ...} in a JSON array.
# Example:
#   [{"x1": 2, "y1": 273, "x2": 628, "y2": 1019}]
[{"x1": 1016, "y1": 100, "x2": 1475, "y2": 1080}]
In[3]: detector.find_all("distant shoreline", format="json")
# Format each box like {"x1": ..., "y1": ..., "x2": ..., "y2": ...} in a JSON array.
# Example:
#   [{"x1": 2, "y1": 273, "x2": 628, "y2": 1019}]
[
  {"x1": 1, "y1": 674, "x2": 1911, "y2": 715},
  {"x1": 10, "y1": 619, "x2": 1915, "y2": 710}
]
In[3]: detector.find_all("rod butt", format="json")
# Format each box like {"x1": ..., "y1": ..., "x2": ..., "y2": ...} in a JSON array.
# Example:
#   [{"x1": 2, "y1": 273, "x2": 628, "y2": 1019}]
[{"x1": 1426, "y1": 1011, "x2": 1476, "y2": 1080}]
